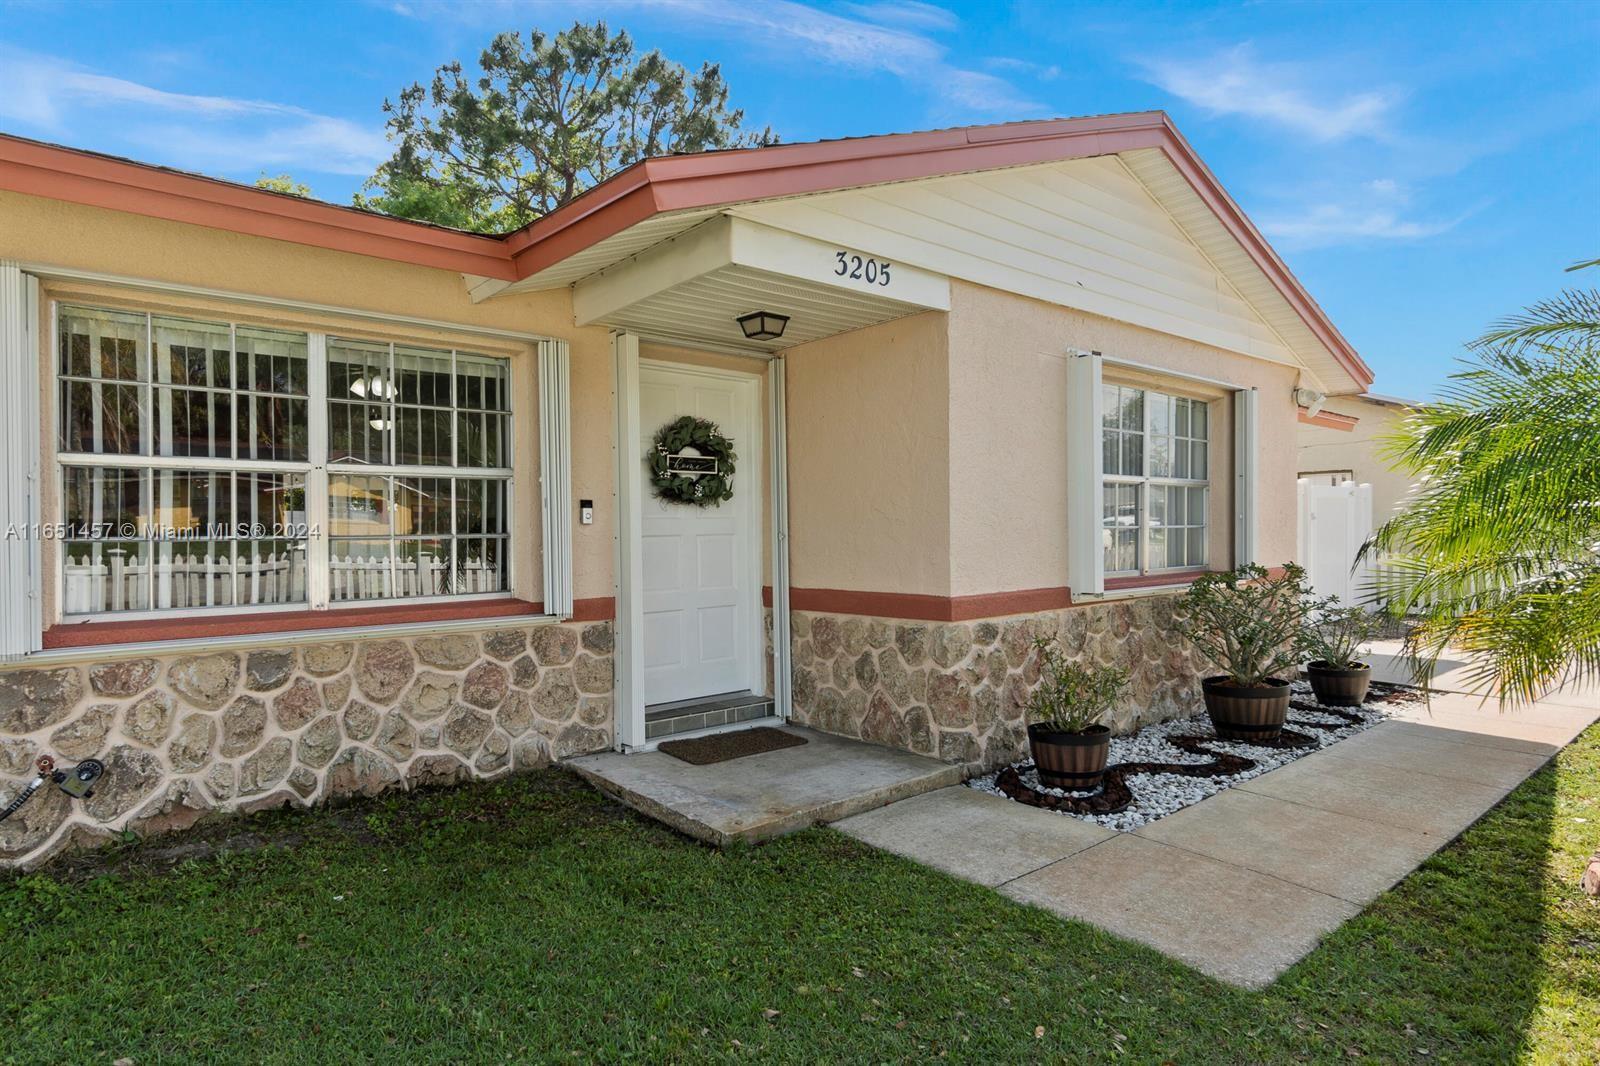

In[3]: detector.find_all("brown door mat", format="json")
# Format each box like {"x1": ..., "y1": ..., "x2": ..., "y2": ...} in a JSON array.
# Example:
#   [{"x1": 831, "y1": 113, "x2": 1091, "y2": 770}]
[{"x1": 658, "y1": 727, "x2": 808, "y2": 765}]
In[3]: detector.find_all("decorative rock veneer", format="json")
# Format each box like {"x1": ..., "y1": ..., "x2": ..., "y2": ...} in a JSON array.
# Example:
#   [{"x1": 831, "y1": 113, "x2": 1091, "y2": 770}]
[
  {"x1": 787, "y1": 594, "x2": 1209, "y2": 773},
  {"x1": 0, "y1": 621, "x2": 613, "y2": 869}
]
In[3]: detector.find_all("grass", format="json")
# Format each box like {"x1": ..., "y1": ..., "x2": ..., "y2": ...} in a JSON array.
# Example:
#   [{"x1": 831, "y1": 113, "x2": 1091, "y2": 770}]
[{"x1": 2, "y1": 725, "x2": 1597, "y2": 1064}]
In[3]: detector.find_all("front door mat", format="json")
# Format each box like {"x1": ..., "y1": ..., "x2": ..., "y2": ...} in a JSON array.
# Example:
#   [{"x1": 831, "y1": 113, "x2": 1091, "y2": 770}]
[{"x1": 659, "y1": 727, "x2": 808, "y2": 765}]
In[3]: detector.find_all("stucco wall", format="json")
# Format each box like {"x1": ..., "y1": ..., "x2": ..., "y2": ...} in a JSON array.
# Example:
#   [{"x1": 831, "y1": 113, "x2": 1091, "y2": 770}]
[
  {"x1": 1296, "y1": 395, "x2": 1418, "y2": 520},
  {"x1": 944, "y1": 280, "x2": 1302, "y2": 595},
  {"x1": 1, "y1": 190, "x2": 619, "y2": 608},
  {"x1": 781, "y1": 310, "x2": 952, "y2": 596}
]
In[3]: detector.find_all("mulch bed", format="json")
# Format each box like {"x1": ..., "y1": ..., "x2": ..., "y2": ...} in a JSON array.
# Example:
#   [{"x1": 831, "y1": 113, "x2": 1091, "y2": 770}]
[{"x1": 658, "y1": 727, "x2": 808, "y2": 765}]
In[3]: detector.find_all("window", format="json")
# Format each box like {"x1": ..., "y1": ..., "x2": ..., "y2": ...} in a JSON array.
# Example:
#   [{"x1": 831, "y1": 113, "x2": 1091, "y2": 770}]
[
  {"x1": 1101, "y1": 383, "x2": 1210, "y2": 577},
  {"x1": 57, "y1": 305, "x2": 512, "y2": 616}
]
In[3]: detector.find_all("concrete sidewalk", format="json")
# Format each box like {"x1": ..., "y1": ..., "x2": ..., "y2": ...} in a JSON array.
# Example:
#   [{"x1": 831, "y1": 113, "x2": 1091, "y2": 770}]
[{"x1": 836, "y1": 678, "x2": 1598, "y2": 988}]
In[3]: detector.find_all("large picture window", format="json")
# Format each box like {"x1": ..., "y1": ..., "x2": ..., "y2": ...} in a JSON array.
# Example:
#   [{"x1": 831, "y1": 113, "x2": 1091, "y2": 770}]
[
  {"x1": 1101, "y1": 383, "x2": 1210, "y2": 577},
  {"x1": 57, "y1": 305, "x2": 513, "y2": 616}
]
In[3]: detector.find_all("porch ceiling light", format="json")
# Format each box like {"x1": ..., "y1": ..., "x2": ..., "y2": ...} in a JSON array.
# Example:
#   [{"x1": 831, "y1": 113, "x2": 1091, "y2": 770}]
[{"x1": 736, "y1": 310, "x2": 789, "y2": 341}]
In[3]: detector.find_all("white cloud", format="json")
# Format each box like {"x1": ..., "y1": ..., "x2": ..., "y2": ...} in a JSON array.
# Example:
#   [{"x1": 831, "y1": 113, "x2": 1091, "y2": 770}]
[
  {"x1": 0, "y1": 46, "x2": 388, "y2": 178},
  {"x1": 1259, "y1": 179, "x2": 1479, "y2": 248},
  {"x1": 1141, "y1": 44, "x2": 1397, "y2": 141},
  {"x1": 839, "y1": 1, "x2": 960, "y2": 32},
  {"x1": 385, "y1": 0, "x2": 1043, "y2": 117},
  {"x1": 984, "y1": 56, "x2": 1061, "y2": 81},
  {"x1": 657, "y1": 0, "x2": 1044, "y2": 115}
]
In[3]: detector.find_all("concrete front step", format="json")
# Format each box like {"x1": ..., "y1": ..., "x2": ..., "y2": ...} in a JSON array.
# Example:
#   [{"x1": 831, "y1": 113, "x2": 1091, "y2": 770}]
[{"x1": 566, "y1": 725, "x2": 963, "y2": 846}]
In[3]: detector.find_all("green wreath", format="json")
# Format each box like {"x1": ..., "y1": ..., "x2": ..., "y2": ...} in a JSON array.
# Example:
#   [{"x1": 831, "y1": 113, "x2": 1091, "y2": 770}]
[{"x1": 648, "y1": 416, "x2": 737, "y2": 507}]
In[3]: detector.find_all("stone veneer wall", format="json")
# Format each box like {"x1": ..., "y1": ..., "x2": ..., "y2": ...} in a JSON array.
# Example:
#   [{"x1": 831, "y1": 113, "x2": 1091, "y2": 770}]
[
  {"x1": 787, "y1": 594, "x2": 1208, "y2": 773},
  {"x1": 0, "y1": 621, "x2": 613, "y2": 869}
]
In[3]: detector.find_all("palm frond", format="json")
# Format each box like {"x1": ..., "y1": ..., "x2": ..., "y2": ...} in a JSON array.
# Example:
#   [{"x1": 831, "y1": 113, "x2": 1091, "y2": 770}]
[{"x1": 1367, "y1": 286, "x2": 1600, "y2": 706}]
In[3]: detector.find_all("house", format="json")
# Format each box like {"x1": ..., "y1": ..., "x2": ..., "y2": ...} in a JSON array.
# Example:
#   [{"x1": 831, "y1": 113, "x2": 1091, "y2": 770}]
[
  {"x1": 0, "y1": 112, "x2": 1373, "y2": 866},
  {"x1": 1297, "y1": 392, "x2": 1421, "y2": 520}
]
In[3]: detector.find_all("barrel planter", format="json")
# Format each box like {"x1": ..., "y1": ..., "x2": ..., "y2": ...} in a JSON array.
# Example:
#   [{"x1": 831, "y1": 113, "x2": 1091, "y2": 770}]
[
  {"x1": 1306, "y1": 661, "x2": 1372, "y2": 707},
  {"x1": 1027, "y1": 723, "x2": 1111, "y2": 791},
  {"x1": 1201, "y1": 676, "x2": 1291, "y2": 743}
]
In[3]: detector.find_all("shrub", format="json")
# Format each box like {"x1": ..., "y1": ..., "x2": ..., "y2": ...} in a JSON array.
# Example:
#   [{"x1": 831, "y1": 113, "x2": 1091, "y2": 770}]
[
  {"x1": 1305, "y1": 602, "x2": 1384, "y2": 669},
  {"x1": 1025, "y1": 636, "x2": 1128, "y2": 733},
  {"x1": 1177, "y1": 563, "x2": 1316, "y2": 687}
]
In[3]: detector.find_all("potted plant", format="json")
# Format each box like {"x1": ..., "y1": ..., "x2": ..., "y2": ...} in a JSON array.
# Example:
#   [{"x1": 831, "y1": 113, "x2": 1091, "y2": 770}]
[
  {"x1": 1177, "y1": 563, "x2": 1315, "y2": 742},
  {"x1": 1024, "y1": 636, "x2": 1128, "y2": 790},
  {"x1": 1304, "y1": 602, "x2": 1383, "y2": 706}
]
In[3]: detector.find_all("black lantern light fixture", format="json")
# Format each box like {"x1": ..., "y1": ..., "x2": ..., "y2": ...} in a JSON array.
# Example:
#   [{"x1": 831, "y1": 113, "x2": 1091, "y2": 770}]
[{"x1": 735, "y1": 310, "x2": 790, "y2": 341}]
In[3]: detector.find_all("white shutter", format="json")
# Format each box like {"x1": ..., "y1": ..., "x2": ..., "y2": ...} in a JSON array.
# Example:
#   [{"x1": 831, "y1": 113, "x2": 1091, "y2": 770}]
[
  {"x1": 1233, "y1": 387, "x2": 1259, "y2": 567},
  {"x1": 1066, "y1": 349, "x2": 1105, "y2": 597},
  {"x1": 0, "y1": 262, "x2": 42, "y2": 660},
  {"x1": 537, "y1": 339, "x2": 574, "y2": 618}
]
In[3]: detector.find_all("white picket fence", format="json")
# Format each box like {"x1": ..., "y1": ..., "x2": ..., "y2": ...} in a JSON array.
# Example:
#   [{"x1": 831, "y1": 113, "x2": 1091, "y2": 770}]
[
  {"x1": 65, "y1": 548, "x2": 500, "y2": 612},
  {"x1": 329, "y1": 552, "x2": 503, "y2": 601}
]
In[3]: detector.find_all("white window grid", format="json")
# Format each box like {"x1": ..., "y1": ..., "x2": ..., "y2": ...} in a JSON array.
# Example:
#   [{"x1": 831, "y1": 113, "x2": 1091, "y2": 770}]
[
  {"x1": 1101, "y1": 385, "x2": 1211, "y2": 578},
  {"x1": 54, "y1": 304, "x2": 515, "y2": 619}
]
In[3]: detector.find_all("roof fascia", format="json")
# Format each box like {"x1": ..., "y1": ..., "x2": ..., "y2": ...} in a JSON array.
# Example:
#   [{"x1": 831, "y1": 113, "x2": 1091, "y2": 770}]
[{"x1": 0, "y1": 135, "x2": 518, "y2": 280}]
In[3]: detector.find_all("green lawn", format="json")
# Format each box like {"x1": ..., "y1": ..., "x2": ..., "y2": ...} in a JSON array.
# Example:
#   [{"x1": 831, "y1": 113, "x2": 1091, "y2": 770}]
[{"x1": 3, "y1": 726, "x2": 1598, "y2": 1064}]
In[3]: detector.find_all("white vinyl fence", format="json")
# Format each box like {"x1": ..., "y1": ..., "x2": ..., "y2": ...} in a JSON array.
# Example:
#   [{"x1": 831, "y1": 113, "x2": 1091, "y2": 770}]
[
  {"x1": 65, "y1": 548, "x2": 500, "y2": 613},
  {"x1": 1296, "y1": 478, "x2": 1375, "y2": 608}
]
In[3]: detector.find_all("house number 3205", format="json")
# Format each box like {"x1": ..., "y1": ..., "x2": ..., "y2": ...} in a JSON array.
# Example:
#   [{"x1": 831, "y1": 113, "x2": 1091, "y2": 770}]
[{"x1": 834, "y1": 251, "x2": 892, "y2": 286}]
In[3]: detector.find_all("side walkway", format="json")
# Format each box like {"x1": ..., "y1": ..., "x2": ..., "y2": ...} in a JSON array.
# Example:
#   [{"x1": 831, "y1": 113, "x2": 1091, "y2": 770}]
[{"x1": 835, "y1": 651, "x2": 1599, "y2": 988}]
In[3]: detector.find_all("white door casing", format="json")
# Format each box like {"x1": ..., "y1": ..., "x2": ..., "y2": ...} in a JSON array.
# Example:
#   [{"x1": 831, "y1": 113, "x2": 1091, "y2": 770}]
[{"x1": 638, "y1": 361, "x2": 762, "y2": 705}]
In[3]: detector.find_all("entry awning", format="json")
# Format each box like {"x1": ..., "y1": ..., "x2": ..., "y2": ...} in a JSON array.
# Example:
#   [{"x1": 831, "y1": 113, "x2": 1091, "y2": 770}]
[{"x1": 568, "y1": 215, "x2": 951, "y2": 355}]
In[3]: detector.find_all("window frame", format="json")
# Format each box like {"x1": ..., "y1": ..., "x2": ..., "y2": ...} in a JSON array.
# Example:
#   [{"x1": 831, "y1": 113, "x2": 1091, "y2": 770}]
[
  {"x1": 1100, "y1": 382, "x2": 1212, "y2": 579},
  {"x1": 52, "y1": 302, "x2": 517, "y2": 621}
]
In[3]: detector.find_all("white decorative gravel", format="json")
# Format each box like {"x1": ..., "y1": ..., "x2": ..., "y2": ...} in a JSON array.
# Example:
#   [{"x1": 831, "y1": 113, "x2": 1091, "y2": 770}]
[{"x1": 967, "y1": 680, "x2": 1394, "y2": 833}]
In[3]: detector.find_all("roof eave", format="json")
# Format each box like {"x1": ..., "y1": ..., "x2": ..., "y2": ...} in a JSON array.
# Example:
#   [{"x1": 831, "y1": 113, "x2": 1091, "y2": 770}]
[{"x1": 0, "y1": 134, "x2": 518, "y2": 280}]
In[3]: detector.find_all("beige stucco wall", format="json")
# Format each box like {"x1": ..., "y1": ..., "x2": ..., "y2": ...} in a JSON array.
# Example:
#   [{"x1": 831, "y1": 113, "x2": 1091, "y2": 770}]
[
  {"x1": 781, "y1": 310, "x2": 952, "y2": 596},
  {"x1": 0, "y1": 190, "x2": 619, "y2": 612},
  {"x1": 1296, "y1": 395, "x2": 1419, "y2": 520},
  {"x1": 944, "y1": 280, "x2": 1301, "y2": 595}
]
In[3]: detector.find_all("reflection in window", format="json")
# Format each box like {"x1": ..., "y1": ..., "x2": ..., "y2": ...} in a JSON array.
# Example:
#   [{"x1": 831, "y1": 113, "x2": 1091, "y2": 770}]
[
  {"x1": 58, "y1": 304, "x2": 513, "y2": 616},
  {"x1": 1100, "y1": 384, "x2": 1211, "y2": 576}
]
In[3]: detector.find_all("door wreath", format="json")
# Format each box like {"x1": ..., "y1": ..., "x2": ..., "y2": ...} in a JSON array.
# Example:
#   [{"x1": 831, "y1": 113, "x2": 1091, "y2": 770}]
[{"x1": 649, "y1": 416, "x2": 737, "y2": 506}]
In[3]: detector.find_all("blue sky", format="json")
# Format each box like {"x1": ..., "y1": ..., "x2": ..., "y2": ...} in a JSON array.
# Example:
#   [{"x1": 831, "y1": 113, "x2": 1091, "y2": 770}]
[{"x1": 2, "y1": 0, "x2": 1596, "y2": 399}]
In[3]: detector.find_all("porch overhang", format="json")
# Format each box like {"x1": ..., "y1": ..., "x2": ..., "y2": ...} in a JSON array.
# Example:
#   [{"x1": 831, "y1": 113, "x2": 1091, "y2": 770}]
[{"x1": 572, "y1": 215, "x2": 950, "y2": 354}]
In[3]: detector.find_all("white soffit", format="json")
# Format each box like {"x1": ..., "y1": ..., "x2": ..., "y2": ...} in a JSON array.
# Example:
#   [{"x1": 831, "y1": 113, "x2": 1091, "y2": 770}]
[
  {"x1": 501, "y1": 210, "x2": 719, "y2": 295},
  {"x1": 572, "y1": 215, "x2": 948, "y2": 354}
]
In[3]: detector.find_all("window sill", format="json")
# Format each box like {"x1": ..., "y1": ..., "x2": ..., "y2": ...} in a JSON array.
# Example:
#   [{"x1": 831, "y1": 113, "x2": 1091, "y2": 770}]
[
  {"x1": 32, "y1": 598, "x2": 553, "y2": 663},
  {"x1": 1096, "y1": 569, "x2": 1211, "y2": 599}
]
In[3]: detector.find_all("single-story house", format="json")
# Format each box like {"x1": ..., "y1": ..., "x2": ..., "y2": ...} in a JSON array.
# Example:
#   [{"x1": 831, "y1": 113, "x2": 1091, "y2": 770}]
[{"x1": 0, "y1": 112, "x2": 1373, "y2": 866}]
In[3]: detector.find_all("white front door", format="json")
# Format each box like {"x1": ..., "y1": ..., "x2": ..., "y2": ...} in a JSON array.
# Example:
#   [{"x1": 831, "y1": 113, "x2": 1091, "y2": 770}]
[{"x1": 638, "y1": 363, "x2": 759, "y2": 705}]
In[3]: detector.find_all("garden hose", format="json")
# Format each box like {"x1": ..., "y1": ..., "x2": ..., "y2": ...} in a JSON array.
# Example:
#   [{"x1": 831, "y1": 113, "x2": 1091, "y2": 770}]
[
  {"x1": 0, "y1": 756, "x2": 54, "y2": 824},
  {"x1": 0, "y1": 754, "x2": 104, "y2": 823}
]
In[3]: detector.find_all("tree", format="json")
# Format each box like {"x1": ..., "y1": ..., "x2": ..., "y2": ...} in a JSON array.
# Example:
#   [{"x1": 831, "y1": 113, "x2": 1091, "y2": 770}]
[
  {"x1": 1364, "y1": 260, "x2": 1600, "y2": 893},
  {"x1": 361, "y1": 21, "x2": 775, "y2": 232},
  {"x1": 255, "y1": 173, "x2": 313, "y2": 198},
  {"x1": 1367, "y1": 266, "x2": 1600, "y2": 701}
]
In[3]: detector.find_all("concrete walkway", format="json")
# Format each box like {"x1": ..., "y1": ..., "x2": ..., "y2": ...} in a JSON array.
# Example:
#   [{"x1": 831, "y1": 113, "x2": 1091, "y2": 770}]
[
  {"x1": 836, "y1": 668, "x2": 1599, "y2": 988},
  {"x1": 568, "y1": 725, "x2": 960, "y2": 846}
]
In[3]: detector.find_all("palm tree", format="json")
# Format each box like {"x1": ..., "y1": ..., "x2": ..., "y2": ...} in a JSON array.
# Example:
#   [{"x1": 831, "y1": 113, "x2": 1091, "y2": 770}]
[{"x1": 1364, "y1": 259, "x2": 1600, "y2": 892}]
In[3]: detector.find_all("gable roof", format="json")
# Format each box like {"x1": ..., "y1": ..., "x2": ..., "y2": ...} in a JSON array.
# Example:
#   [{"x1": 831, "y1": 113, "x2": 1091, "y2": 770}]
[{"x1": 0, "y1": 112, "x2": 1371, "y2": 388}]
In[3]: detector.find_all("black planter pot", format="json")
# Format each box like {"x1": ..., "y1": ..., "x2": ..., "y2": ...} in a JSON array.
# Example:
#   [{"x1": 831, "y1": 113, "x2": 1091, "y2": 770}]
[
  {"x1": 1027, "y1": 723, "x2": 1111, "y2": 790},
  {"x1": 1306, "y1": 661, "x2": 1372, "y2": 707},
  {"x1": 1201, "y1": 676, "x2": 1291, "y2": 742}
]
